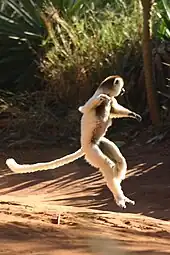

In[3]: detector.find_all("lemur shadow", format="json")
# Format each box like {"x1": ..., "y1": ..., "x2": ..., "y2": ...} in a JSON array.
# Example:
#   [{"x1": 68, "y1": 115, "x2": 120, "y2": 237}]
[
  {"x1": 0, "y1": 148, "x2": 107, "y2": 209},
  {"x1": 102, "y1": 144, "x2": 170, "y2": 221},
  {"x1": 0, "y1": 145, "x2": 169, "y2": 220}
]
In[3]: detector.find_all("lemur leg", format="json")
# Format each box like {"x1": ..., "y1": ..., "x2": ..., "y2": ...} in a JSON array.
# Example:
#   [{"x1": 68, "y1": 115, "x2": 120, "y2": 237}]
[
  {"x1": 98, "y1": 137, "x2": 135, "y2": 208},
  {"x1": 106, "y1": 177, "x2": 135, "y2": 209},
  {"x1": 99, "y1": 165, "x2": 135, "y2": 209},
  {"x1": 84, "y1": 143, "x2": 116, "y2": 174},
  {"x1": 84, "y1": 141, "x2": 135, "y2": 208},
  {"x1": 99, "y1": 137, "x2": 126, "y2": 181}
]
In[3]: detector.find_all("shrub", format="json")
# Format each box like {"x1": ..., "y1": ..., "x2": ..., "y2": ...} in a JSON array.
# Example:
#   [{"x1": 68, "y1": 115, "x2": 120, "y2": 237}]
[{"x1": 41, "y1": 1, "x2": 142, "y2": 106}]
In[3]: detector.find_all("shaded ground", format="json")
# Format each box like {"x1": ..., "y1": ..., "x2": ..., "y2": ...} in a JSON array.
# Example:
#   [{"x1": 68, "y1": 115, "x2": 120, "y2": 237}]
[{"x1": 0, "y1": 139, "x2": 170, "y2": 255}]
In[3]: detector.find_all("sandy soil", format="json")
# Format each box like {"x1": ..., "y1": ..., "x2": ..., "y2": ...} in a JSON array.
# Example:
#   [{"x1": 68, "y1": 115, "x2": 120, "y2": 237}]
[{"x1": 0, "y1": 140, "x2": 170, "y2": 255}]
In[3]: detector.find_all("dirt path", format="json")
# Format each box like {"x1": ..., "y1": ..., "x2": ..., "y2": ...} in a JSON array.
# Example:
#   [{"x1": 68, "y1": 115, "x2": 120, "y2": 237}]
[{"x1": 0, "y1": 141, "x2": 170, "y2": 255}]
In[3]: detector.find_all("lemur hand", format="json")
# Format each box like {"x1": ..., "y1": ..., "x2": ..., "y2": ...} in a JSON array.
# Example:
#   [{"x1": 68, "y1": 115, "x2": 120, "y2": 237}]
[
  {"x1": 128, "y1": 112, "x2": 142, "y2": 122},
  {"x1": 135, "y1": 114, "x2": 142, "y2": 122},
  {"x1": 97, "y1": 94, "x2": 111, "y2": 103}
]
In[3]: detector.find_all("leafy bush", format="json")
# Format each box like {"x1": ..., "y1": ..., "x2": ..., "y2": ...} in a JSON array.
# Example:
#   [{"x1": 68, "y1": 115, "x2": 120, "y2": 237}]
[
  {"x1": 41, "y1": 1, "x2": 142, "y2": 106},
  {"x1": 154, "y1": 0, "x2": 170, "y2": 40},
  {"x1": 0, "y1": 0, "x2": 142, "y2": 93},
  {"x1": 0, "y1": 0, "x2": 48, "y2": 90}
]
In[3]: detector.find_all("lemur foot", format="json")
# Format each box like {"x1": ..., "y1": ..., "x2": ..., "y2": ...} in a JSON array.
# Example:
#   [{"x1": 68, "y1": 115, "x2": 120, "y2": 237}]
[
  {"x1": 115, "y1": 196, "x2": 135, "y2": 209},
  {"x1": 124, "y1": 196, "x2": 135, "y2": 205}
]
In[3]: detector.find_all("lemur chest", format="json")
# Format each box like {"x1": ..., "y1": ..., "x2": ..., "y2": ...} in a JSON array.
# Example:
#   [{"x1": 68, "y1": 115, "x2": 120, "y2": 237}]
[
  {"x1": 91, "y1": 118, "x2": 112, "y2": 144},
  {"x1": 81, "y1": 105, "x2": 112, "y2": 146},
  {"x1": 95, "y1": 101, "x2": 111, "y2": 122}
]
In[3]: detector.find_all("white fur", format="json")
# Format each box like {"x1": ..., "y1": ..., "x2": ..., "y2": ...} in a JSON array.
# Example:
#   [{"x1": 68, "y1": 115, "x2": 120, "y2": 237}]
[
  {"x1": 80, "y1": 93, "x2": 135, "y2": 209},
  {"x1": 5, "y1": 76, "x2": 139, "y2": 209},
  {"x1": 5, "y1": 92, "x2": 114, "y2": 174},
  {"x1": 6, "y1": 148, "x2": 84, "y2": 173},
  {"x1": 5, "y1": 91, "x2": 107, "y2": 174}
]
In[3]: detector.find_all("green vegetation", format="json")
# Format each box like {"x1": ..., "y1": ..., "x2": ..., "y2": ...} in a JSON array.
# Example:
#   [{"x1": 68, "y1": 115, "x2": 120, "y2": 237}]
[
  {"x1": 154, "y1": 0, "x2": 170, "y2": 40},
  {"x1": 0, "y1": 0, "x2": 142, "y2": 94},
  {"x1": 0, "y1": 0, "x2": 169, "y2": 147},
  {"x1": 0, "y1": 0, "x2": 46, "y2": 90}
]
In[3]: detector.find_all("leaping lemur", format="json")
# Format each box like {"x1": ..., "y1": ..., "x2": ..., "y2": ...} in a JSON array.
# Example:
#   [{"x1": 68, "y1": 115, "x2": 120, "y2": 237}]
[
  {"x1": 6, "y1": 76, "x2": 141, "y2": 208},
  {"x1": 6, "y1": 76, "x2": 141, "y2": 174},
  {"x1": 78, "y1": 77, "x2": 141, "y2": 208}
]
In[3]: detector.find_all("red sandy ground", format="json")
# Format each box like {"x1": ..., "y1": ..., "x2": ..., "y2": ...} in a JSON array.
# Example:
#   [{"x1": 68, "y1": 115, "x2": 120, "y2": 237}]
[{"x1": 0, "y1": 140, "x2": 170, "y2": 255}]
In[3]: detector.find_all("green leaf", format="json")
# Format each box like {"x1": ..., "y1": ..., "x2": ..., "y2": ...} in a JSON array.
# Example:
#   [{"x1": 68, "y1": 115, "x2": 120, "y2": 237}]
[
  {"x1": 162, "y1": 0, "x2": 170, "y2": 20},
  {"x1": 7, "y1": 0, "x2": 39, "y2": 29},
  {"x1": 0, "y1": 0, "x2": 46, "y2": 90}
]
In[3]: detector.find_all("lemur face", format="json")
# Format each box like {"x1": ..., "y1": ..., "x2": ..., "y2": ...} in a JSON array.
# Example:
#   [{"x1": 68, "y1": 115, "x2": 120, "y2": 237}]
[{"x1": 99, "y1": 75, "x2": 125, "y2": 97}]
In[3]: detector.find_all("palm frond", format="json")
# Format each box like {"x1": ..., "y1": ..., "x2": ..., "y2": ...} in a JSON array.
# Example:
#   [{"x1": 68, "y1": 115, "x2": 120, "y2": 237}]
[{"x1": 0, "y1": 0, "x2": 46, "y2": 90}]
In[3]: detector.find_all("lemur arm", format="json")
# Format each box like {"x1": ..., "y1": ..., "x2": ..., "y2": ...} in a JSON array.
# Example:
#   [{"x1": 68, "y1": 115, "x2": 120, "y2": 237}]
[
  {"x1": 79, "y1": 94, "x2": 111, "y2": 113},
  {"x1": 110, "y1": 98, "x2": 142, "y2": 122}
]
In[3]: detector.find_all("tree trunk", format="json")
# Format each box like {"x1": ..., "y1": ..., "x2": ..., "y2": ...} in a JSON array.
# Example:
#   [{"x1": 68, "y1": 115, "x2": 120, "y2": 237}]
[{"x1": 141, "y1": 0, "x2": 161, "y2": 125}]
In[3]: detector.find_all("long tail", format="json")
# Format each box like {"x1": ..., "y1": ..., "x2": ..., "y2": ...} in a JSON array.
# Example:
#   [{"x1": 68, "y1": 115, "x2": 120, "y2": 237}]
[{"x1": 6, "y1": 148, "x2": 84, "y2": 173}]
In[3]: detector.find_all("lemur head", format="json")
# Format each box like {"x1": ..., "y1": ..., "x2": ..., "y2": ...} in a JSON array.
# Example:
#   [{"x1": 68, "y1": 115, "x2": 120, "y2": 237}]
[{"x1": 99, "y1": 75, "x2": 125, "y2": 97}]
